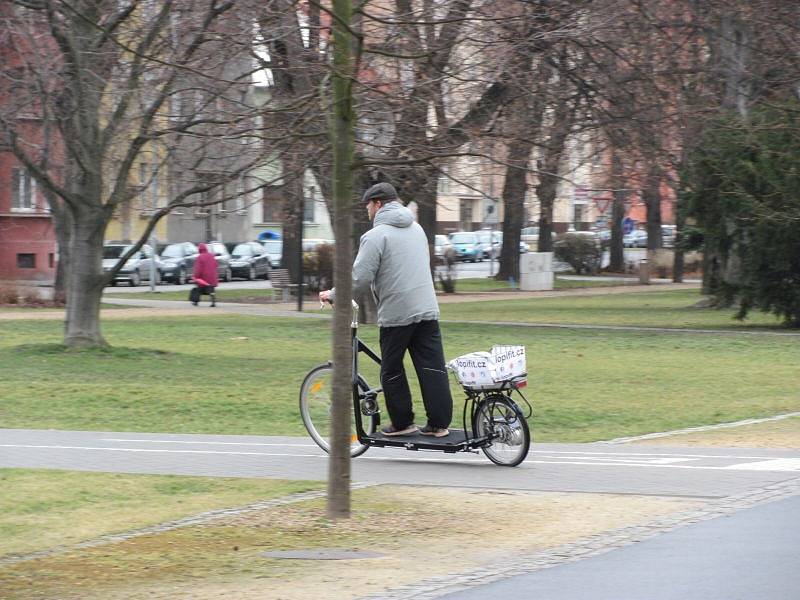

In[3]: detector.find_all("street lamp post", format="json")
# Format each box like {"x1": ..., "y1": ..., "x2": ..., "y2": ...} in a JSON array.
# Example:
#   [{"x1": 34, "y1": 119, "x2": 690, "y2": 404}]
[{"x1": 297, "y1": 182, "x2": 304, "y2": 312}]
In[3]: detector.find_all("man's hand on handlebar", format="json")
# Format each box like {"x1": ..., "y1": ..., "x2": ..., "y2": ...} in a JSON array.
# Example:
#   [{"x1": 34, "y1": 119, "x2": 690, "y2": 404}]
[{"x1": 319, "y1": 290, "x2": 333, "y2": 307}]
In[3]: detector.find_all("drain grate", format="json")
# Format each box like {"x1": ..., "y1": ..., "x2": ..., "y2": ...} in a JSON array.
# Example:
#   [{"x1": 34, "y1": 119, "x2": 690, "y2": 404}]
[{"x1": 262, "y1": 549, "x2": 385, "y2": 560}]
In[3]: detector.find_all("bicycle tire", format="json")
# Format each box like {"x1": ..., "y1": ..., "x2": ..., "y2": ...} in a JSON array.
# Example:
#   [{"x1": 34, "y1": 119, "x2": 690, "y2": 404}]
[
  {"x1": 473, "y1": 394, "x2": 530, "y2": 467},
  {"x1": 299, "y1": 363, "x2": 377, "y2": 458}
]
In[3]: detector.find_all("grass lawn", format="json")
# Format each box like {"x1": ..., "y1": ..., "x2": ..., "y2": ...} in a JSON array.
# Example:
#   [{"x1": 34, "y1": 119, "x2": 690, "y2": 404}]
[
  {"x1": 440, "y1": 289, "x2": 789, "y2": 330},
  {"x1": 0, "y1": 482, "x2": 695, "y2": 600},
  {"x1": 0, "y1": 469, "x2": 320, "y2": 557},
  {"x1": 1, "y1": 310, "x2": 798, "y2": 442}
]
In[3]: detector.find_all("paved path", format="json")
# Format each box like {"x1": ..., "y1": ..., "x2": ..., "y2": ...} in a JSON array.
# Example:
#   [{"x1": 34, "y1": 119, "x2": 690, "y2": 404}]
[{"x1": 432, "y1": 495, "x2": 800, "y2": 600}]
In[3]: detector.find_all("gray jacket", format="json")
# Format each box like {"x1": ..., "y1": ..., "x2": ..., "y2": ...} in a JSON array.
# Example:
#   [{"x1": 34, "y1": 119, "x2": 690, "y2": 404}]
[{"x1": 353, "y1": 201, "x2": 439, "y2": 327}]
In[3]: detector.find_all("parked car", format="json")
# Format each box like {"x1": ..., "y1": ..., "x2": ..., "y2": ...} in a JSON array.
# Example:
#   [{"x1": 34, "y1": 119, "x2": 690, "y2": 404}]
[
  {"x1": 261, "y1": 240, "x2": 283, "y2": 268},
  {"x1": 204, "y1": 241, "x2": 233, "y2": 282},
  {"x1": 103, "y1": 243, "x2": 163, "y2": 286},
  {"x1": 661, "y1": 225, "x2": 677, "y2": 248},
  {"x1": 475, "y1": 230, "x2": 501, "y2": 259},
  {"x1": 229, "y1": 241, "x2": 271, "y2": 280},
  {"x1": 520, "y1": 226, "x2": 540, "y2": 245},
  {"x1": 476, "y1": 230, "x2": 529, "y2": 258},
  {"x1": 434, "y1": 234, "x2": 453, "y2": 263},
  {"x1": 159, "y1": 242, "x2": 198, "y2": 284},
  {"x1": 623, "y1": 229, "x2": 648, "y2": 248},
  {"x1": 448, "y1": 231, "x2": 483, "y2": 262}
]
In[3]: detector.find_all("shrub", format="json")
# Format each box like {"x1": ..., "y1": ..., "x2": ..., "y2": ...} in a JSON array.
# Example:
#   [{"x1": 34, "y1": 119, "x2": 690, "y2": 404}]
[
  {"x1": 553, "y1": 233, "x2": 601, "y2": 275},
  {"x1": 302, "y1": 242, "x2": 334, "y2": 292},
  {"x1": 0, "y1": 286, "x2": 20, "y2": 305},
  {"x1": 22, "y1": 290, "x2": 46, "y2": 307},
  {"x1": 685, "y1": 102, "x2": 800, "y2": 327}
]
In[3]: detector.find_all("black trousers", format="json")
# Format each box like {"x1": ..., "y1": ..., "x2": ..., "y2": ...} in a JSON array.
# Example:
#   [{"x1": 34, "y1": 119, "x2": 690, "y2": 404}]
[
  {"x1": 379, "y1": 319, "x2": 453, "y2": 429},
  {"x1": 189, "y1": 285, "x2": 216, "y2": 303}
]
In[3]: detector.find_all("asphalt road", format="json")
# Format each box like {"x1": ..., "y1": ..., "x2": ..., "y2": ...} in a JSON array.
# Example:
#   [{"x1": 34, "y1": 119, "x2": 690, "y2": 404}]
[
  {"x1": 2, "y1": 429, "x2": 798, "y2": 499},
  {"x1": 437, "y1": 494, "x2": 800, "y2": 600}
]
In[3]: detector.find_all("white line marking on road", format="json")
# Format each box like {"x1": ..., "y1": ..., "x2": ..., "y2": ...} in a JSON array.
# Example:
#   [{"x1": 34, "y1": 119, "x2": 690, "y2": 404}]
[
  {"x1": 0, "y1": 444, "x2": 323, "y2": 458},
  {"x1": 722, "y1": 458, "x2": 800, "y2": 472},
  {"x1": 536, "y1": 455, "x2": 692, "y2": 465},
  {"x1": 3, "y1": 444, "x2": 798, "y2": 471},
  {"x1": 534, "y1": 449, "x2": 792, "y2": 460},
  {"x1": 602, "y1": 411, "x2": 800, "y2": 444},
  {"x1": 102, "y1": 438, "x2": 318, "y2": 447}
]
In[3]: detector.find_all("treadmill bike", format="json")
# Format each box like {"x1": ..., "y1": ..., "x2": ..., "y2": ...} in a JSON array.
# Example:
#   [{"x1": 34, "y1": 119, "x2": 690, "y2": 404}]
[{"x1": 300, "y1": 301, "x2": 531, "y2": 466}]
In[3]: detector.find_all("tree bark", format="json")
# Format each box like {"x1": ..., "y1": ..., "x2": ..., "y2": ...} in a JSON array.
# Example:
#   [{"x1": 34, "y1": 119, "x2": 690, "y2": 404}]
[
  {"x1": 328, "y1": 0, "x2": 356, "y2": 521},
  {"x1": 608, "y1": 148, "x2": 626, "y2": 272},
  {"x1": 64, "y1": 210, "x2": 109, "y2": 348},
  {"x1": 497, "y1": 138, "x2": 533, "y2": 281},
  {"x1": 642, "y1": 162, "x2": 663, "y2": 251}
]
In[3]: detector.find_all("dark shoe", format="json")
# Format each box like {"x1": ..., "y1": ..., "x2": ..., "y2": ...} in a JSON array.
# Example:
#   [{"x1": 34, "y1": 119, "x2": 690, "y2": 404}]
[
  {"x1": 191, "y1": 301, "x2": 198, "y2": 306},
  {"x1": 210, "y1": 303, "x2": 216, "y2": 307},
  {"x1": 419, "y1": 424, "x2": 450, "y2": 438},
  {"x1": 380, "y1": 423, "x2": 418, "y2": 436}
]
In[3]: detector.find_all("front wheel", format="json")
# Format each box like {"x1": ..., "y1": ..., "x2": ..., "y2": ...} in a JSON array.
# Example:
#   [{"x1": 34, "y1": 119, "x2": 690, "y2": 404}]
[
  {"x1": 473, "y1": 394, "x2": 530, "y2": 466},
  {"x1": 300, "y1": 364, "x2": 377, "y2": 458}
]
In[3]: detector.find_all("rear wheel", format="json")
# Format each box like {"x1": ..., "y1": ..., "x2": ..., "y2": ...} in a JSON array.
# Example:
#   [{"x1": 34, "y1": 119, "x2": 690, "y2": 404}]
[
  {"x1": 300, "y1": 364, "x2": 376, "y2": 458},
  {"x1": 473, "y1": 394, "x2": 530, "y2": 467}
]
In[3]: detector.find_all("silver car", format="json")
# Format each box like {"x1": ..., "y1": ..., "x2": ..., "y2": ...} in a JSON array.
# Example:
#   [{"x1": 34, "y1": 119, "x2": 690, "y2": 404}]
[
  {"x1": 103, "y1": 243, "x2": 163, "y2": 286},
  {"x1": 261, "y1": 240, "x2": 283, "y2": 268}
]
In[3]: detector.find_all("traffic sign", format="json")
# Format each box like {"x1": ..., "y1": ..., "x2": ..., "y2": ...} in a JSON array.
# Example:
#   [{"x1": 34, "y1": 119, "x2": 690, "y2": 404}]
[{"x1": 623, "y1": 217, "x2": 635, "y2": 235}]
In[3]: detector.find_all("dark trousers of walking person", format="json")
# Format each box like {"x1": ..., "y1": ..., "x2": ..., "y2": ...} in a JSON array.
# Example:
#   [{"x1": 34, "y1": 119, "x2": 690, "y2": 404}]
[{"x1": 379, "y1": 319, "x2": 453, "y2": 429}]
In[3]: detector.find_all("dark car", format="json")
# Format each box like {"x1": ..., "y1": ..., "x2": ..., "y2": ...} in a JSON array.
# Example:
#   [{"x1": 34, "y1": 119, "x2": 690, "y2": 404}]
[
  {"x1": 159, "y1": 242, "x2": 198, "y2": 284},
  {"x1": 203, "y1": 241, "x2": 233, "y2": 282},
  {"x1": 103, "y1": 243, "x2": 164, "y2": 287},
  {"x1": 229, "y1": 241, "x2": 271, "y2": 280}
]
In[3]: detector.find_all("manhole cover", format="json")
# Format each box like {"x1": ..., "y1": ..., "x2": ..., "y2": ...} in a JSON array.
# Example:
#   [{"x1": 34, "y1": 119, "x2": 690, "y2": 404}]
[{"x1": 261, "y1": 549, "x2": 384, "y2": 560}]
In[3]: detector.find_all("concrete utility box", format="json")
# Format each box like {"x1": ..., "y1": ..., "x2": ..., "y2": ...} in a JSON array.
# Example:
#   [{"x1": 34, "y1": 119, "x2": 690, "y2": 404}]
[{"x1": 520, "y1": 252, "x2": 554, "y2": 291}]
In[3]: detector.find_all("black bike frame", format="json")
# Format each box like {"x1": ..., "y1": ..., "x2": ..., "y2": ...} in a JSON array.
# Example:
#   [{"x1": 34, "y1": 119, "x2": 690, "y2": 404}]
[{"x1": 347, "y1": 303, "x2": 532, "y2": 453}]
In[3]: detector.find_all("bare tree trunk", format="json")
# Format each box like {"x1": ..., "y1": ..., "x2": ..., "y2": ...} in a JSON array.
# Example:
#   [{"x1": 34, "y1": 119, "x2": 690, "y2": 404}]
[
  {"x1": 536, "y1": 97, "x2": 574, "y2": 252},
  {"x1": 608, "y1": 149, "x2": 626, "y2": 272},
  {"x1": 327, "y1": 0, "x2": 356, "y2": 521},
  {"x1": 46, "y1": 193, "x2": 72, "y2": 300},
  {"x1": 497, "y1": 138, "x2": 533, "y2": 281},
  {"x1": 280, "y1": 182, "x2": 303, "y2": 283},
  {"x1": 64, "y1": 212, "x2": 108, "y2": 347},
  {"x1": 642, "y1": 163, "x2": 663, "y2": 251}
]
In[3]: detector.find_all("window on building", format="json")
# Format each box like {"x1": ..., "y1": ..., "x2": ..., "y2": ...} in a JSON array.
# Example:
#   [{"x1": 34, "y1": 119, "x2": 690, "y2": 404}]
[
  {"x1": 139, "y1": 163, "x2": 159, "y2": 211},
  {"x1": 48, "y1": 253, "x2": 55, "y2": 268},
  {"x1": 17, "y1": 253, "x2": 36, "y2": 269},
  {"x1": 459, "y1": 198, "x2": 474, "y2": 230},
  {"x1": 11, "y1": 168, "x2": 36, "y2": 211},
  {"x1": 303, "y1": 193, "x2": 315, "y2": 223},
  {"x1": 438, "y1": 165, "x2": 451, "y2": 194},
  {"x1": 262, "y1": 186, "x2": 283, "y2": 223}
]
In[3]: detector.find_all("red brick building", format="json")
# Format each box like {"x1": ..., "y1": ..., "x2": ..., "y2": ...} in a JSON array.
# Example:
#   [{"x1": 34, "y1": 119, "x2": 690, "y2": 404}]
[
  {"x1": 0, "y1": 6, "x2": 58, "y2": 282},
  {"x1": 0, "y1": 154, "x2": 56, "y2": 282}
]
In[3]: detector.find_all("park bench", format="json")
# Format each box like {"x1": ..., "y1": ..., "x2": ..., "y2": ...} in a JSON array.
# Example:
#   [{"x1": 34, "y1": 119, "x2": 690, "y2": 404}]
[{"x1": 268, "y1": 268, "x2": 299, "y2": 302}]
